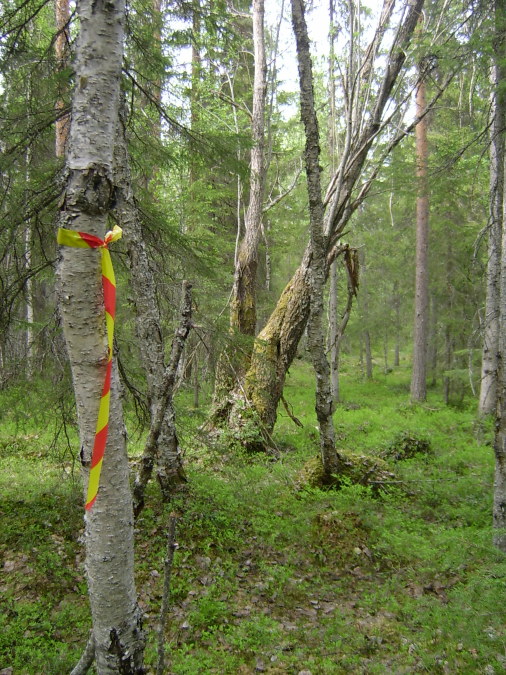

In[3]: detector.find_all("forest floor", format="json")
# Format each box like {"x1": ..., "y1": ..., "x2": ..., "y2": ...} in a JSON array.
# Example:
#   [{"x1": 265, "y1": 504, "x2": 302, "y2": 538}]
[{"x1": 1, "y1": 359, "x2": 505, "y2": 674}]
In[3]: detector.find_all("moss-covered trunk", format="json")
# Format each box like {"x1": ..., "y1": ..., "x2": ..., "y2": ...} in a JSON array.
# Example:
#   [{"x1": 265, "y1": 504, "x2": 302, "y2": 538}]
[{"x1": 241, "y1": 246, "x2": 312, "y2": 436}]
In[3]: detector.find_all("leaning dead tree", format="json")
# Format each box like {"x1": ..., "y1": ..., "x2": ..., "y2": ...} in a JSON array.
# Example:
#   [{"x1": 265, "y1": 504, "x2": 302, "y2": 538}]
[
  {"x1": 213, "y1": 0, "x2": 430, "y2": 444},
  {"x1": 132, "y1": 281, "x2": 193, "y2": 516},
  {"x1": 112, "y1": 116, "x2": 189, "y2": 513}
]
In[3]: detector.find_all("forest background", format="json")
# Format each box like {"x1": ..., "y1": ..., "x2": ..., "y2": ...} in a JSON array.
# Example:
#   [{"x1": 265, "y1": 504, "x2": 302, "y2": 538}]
[{"x1": 1, "y1": 0, "x2": 505, "y2": 673}]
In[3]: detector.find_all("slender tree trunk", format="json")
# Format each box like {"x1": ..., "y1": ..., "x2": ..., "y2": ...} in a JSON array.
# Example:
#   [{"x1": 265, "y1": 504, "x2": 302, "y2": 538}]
[
  {"x1": 329, "y1": 262, "x2": 339, "y2": 404},
  {"x1": 230, "y1": 0, "x2": 267, "y2": 338},
  {"x1": 212, "y1": 0, "x2": 268, "y2": 419},
  {"x1": 55, "y1": 0, "x2": 70, "y2": 158},
  {"x1": 360, "y1": 250, "x2": 373, "y2": 380},
  {"x1": 393, "y1": 281, "x2": 401, "y2": 367},
  {"x1": 56, "y1": 0, "x2": 144, "y2": 669},
  {"x1": 480, "y1": 19, "x2": 505, "y2": 415},
  {"x1": 112, "y1": 118, "x2": 187, "y2": 511},
  {"x1": 24, "y1": 140, "x2": 34, "y2": 379},
  {"x1": 291, "y1": 0, "x2": 338, "y2": 479},
  {"x1": 443, "y1": 234, "x2": 455, "y2": 403},
  {"x1": 364, "y1": 329, "x2": 373, "y2": 380},
  {"x1": 328, "y1": 0, "x2": 339, "y2": 406},
  {"x1": 383, "y1": 330, "x2": 389, "y2": 374},
  {"x1": 410, "y1": 56, "x2": 430, "y2": 402},
  {"x1": 491, "y1": 0, "x2": 506, "y2": 551}
]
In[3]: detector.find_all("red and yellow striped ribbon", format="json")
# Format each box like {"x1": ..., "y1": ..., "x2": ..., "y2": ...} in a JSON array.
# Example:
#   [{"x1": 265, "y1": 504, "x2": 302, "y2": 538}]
[{"x1": 57, "y1": 225, "x2": 122, "y2": 510}]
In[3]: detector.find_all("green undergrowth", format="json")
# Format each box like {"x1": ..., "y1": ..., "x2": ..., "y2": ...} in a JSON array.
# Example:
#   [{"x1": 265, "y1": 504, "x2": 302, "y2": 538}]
[{"x1": 1, "y1": 361, "x2": 504, "y2": 673}]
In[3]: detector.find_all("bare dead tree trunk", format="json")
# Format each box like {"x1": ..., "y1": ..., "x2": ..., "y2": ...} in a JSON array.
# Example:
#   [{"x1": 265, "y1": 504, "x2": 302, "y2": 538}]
[
  {"x1": 132, "y1": 282, "x2": 192, "y2": 517},
  {"x1": 328, "y1": 0, "x2": 339, "y2": 406},
  {"x1": 329, "y1": 262, "x2": 339, "y2": 403},
  {"x1": 57, "y1": 0, "x2": 144, "y2": 669},
  {"x1": 329, "y1": 250, "x2": 359, "y2": 404},
  {"x1": 112, "y1": 118, "x2": 188, "y2": 511},
  {"x1": 410, "y1": 55, "x2": 430, "y2": 403}
]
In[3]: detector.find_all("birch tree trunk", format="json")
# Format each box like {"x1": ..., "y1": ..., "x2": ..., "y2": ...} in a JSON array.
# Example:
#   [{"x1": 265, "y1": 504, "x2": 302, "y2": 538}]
[
  {"x1": 479, "y1": 17, "x2": 505, "y2": 415},
  {"x1": 291, "y1": 0, "x2": 338, "y2": 479},
  {"x1": 410, "y1": 61, "x2": 430, "y2": 403},
  {"x1": 56, "y1": 0, "x2": 144, "y2": 669}
]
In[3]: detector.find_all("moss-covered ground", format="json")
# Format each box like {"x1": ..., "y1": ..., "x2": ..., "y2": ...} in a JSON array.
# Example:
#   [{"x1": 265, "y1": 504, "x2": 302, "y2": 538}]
[{"x1": 1, "y1": 359, "x2": 504, "y2": 674}]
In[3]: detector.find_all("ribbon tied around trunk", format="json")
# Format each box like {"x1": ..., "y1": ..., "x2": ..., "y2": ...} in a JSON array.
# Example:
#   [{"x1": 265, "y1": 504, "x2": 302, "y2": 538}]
[{"x1": 57, "y1": 225, "x2": 122, "y2": 510}]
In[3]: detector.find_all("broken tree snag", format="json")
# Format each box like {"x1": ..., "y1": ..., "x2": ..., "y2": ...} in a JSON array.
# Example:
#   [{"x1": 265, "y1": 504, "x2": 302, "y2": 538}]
[{"x1": 133, "y1": 281, "x2": 193, "y2": 517}]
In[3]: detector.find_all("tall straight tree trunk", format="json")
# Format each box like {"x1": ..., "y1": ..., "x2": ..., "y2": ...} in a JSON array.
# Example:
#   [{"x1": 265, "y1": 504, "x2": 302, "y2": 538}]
[
  {"x1": 212, "y1": 0, "x2": 267, "y2": 420},
  {"x1": 360, "y1": 250, "x2": 373, "y2": 380},
  {"x1": 480, "y1": 13, "x2": 505, "y2": 415},
  {"x1": 328, "y1": 0, "x2": 339, "y2": 406},
  {"x1": 230, "y1": 0, "x2": 267, "y2": 338},
  {"x1": 55, "y1": 0, "x2": 70, "y2": 158},
  {"x1": 393, "y1": 281, "x2": 401, "y2": 367},
  {"x1": 24, "y1": 135, "x2": 34, "y2": 379},
  {"x1": 56, "y1": 0, "x2": 144, "y2": 669},
  {"x1": 410, "y1": 63, "x2": 430, "y2": 403},
  {"x1": 491, "y1": 0, "x2": 506, "y2": 551},
  {"x1": 291, "y1": 0, "x2": 338, "y2": 479},
  {"x1": 329, "y1": 262, "x2": 339, "y2": 403}
]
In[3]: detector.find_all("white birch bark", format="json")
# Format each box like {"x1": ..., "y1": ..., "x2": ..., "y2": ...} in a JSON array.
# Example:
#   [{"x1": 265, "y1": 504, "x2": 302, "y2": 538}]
[
  {"x1": 479, "y1": 42, "x2": 505, "y2": 415},
  {"x1": 56, "y1": 0, "x2": 144, "y2": 670}
]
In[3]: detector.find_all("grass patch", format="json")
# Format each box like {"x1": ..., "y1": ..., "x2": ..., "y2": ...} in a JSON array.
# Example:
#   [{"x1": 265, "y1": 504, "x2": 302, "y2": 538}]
[{"x1": 0, "y1": 360, "x2": 503, "y2": 673}]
